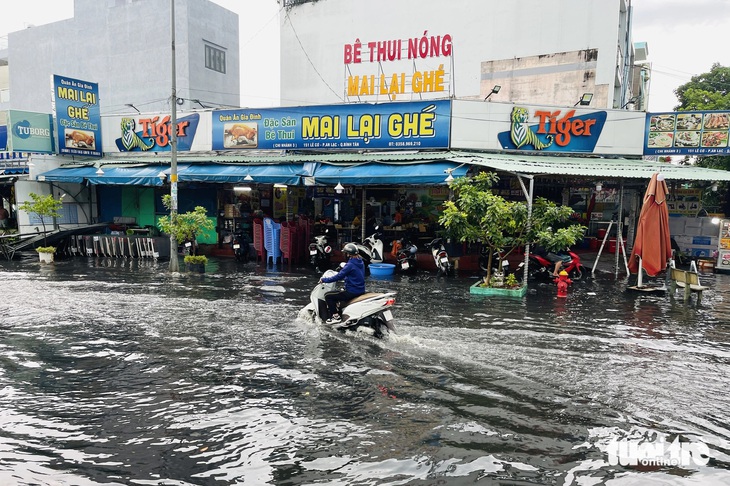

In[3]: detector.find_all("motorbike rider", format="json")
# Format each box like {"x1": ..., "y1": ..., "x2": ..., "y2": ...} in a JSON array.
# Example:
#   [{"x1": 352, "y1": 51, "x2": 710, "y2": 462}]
[{"x1": 318, "y1": 243, "x2": 366, "y2": 324}]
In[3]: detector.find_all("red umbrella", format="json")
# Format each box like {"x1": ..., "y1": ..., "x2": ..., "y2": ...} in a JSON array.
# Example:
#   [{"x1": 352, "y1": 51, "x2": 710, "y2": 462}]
[{"x1": 628, "y1": 172, "x2": 672, "y2": 277}]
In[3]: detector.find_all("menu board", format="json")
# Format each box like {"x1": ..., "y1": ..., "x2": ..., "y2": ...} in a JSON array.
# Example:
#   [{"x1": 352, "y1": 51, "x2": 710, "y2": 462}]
[{"x1": 644, "y1": 110, "x2": 730, "y2": 155}]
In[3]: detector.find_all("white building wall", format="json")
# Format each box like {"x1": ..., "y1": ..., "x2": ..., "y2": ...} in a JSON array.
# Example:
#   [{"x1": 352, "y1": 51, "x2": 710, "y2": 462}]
[
  {"x1": 280, "y1": 0, "x2": 632, "y2": 109},
  {"x1": 7, "y1": 0, "x2": 239, "y2": 117}
]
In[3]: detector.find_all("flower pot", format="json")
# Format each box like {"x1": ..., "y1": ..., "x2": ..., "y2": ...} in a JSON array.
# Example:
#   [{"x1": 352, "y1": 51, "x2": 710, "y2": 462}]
[
  {"x1": 470, "y1": 281, "x2": 527, "y2": 298},
  {"x1": 185, "y1": 262, "x2": 205, "y2": 273},
  {"x1": 38, "y1": 252, "x2": 55, "y2": 264}
]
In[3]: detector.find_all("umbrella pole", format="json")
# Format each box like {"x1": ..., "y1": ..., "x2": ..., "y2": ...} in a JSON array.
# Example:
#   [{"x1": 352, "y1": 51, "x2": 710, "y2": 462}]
[{"x1": 637, "y1": 256, "x2": 644, "y2": 287}]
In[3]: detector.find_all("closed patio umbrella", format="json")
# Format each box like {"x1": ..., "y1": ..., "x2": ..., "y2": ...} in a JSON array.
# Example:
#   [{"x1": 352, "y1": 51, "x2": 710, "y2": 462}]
[{"x1": 628, "y1": 172, "x2": 672, "y2": 286}]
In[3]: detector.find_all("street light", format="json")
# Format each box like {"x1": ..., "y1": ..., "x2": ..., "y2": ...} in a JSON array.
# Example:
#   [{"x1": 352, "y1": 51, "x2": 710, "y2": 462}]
[{"x1": 334, "y1": 182, "x2": 344, "y2": 194}]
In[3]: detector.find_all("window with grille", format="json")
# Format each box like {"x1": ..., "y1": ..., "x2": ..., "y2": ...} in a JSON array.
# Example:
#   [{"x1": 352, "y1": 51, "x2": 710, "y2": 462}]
[{"x1": 205, "y1": 44, "x2": 226, "y2": 74}]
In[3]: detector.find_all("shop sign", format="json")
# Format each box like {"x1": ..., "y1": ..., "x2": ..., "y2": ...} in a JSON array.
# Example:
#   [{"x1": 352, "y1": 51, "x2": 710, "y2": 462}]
[
  {"x1": 104, "y1": 113, "x2": 201, "y2": 152},
  {"x1": 52, "y1": 74, "x2": 102, "y2": 157},
  {"x1": 7, "y1": 110, "x2": 54, "y2": 154},
  {"x1": 343, "y1": 32, "x2": 453, "y2": 100},
  {"x1": 497, "y1": 106, "x2": 607, "y2": 153},
  {"x1": 212, "y1": 101, "x2": 451, "y2": 151},
  {"x1": 0, "y1": 125, "x2": 7, "y2": 151},
  {"x1": 644, "y1": 111, "x2": 730, "y2": 155}
]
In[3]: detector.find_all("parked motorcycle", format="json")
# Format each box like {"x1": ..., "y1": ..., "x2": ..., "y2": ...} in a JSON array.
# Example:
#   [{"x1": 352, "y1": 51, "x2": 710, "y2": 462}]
[
  {"x1": 518, "y1": 249, "x2": 586, "y2": 280},
  {"x1": 301, "y1": 269, "x2": 397, "y2": 339},
  {"x1": 350, "y1": 227, "x2": 384, "y2": 265},
  {"x1": 393, "y1": 237, "x2": 418, "y2": 273},
  {"x1": 428, "y1": 237, "x2": 453, "y2": 276},
  {"x1": 309, "y1": 229, "x2": 333, "y2": 272},
  {"x1": 231, "y1": 228, "x2": 250, "y2": 262}
]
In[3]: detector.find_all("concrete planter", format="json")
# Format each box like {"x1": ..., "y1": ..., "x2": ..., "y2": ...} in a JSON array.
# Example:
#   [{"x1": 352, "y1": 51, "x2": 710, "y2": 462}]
[
  {"x1": 185, "y1": 262, "x2": 206, "y2": 273},
  {"x1": 38, "y1": 252, "x2": 55, "y2": 264},
  {"x1": 470, "y1": 281, "x2": 527, "y2": 298}
]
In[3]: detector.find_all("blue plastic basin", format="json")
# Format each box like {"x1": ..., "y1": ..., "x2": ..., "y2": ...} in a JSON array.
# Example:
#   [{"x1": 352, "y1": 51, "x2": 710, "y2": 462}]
[{"x1": 369, "y1": 263, "x2": 395, "y2": 276}]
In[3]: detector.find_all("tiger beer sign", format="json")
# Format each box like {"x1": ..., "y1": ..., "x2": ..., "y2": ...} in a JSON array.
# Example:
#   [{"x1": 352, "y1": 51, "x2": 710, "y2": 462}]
[{"x1": 450, "y1": 101, "x2": 645, "y2": 156}]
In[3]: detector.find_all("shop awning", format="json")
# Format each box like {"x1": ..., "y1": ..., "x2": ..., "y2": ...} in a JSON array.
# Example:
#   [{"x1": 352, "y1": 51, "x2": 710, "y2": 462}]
[
  {"x1": 450, "y1": 152, "x2": 730, "y2": 181},
  {"x1": 172, "y1": 163, "x2": 306, "y2": 185},
  {"x1": 306, "y1": 161, "x2": 468, "y2": 185},
  {"x1": 38, "y1": 165, "x2": 166, "y2": 185}
]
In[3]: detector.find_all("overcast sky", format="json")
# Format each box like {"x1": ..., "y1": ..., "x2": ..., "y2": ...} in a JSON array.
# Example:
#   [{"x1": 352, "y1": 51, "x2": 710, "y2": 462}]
[{"x1": 1, "y1": 0, "x2": 728, "y2": 112}]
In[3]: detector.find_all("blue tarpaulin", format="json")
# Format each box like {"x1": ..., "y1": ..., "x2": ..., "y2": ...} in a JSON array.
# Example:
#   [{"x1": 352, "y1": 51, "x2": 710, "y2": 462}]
[
  {"x1": 38, "y1": 161, "x2": 467, "y2": 186},
  {"x1": 305, "y1": 161, "x2": 468, "y2": 185}
]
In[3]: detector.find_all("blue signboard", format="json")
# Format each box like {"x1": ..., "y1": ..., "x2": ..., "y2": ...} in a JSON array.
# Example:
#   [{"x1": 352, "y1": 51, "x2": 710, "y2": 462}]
[
  {"x1": 644, "y1": 111, "x2": 730, "y2": 155},
  {"x1": 497, "y1": 108, "x2": 607, "y2": 153},
  {"x1": 211, "y1": 100, "x2": 451, "y2": 151},
  {"x1": 53, "y1": 74, "x2": 103, "y2": 157},
  {"x1": 0, "y1": 125, "x2": 6, "y2": 151}
]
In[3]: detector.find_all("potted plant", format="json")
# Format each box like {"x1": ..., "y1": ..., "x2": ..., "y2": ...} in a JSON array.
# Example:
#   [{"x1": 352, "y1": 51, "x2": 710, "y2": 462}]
[
  {"x1": 439, "y1": 172, "x2": 585, "y2": 297},
  {"x1": 157, "y1": 195, "x2": 215, "y2": 272},
  {"x1": 183, "y1": 254, "x2": 208, "y2": 273},
  {"x1": 18, "y1": 193, "x2": 64, "y2": 263}
]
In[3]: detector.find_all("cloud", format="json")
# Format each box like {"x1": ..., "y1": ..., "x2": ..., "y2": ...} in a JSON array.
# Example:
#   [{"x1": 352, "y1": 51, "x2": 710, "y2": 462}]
[{"x1": 633, "y1": 0, "x2": 730, "y2": 29}]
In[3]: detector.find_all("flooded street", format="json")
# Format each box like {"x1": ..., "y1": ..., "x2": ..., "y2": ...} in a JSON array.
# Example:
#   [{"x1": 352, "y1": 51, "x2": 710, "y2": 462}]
[{"x1": 0, "y1": 256, "x2": 729, "y2": 485}]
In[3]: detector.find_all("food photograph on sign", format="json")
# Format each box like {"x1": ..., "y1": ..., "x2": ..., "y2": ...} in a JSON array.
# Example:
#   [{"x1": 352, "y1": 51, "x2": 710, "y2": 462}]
[
  {"x1": 701, "y1": 130, "x2": 729, "y2": 148},
  {"x1": 647, "y1": 131, "x2": 674, "y2": 148},
  {"x1": 223, "y1": 122, "x2": 258, "y2": 148},
  {"x1": 703, "y1": 112, "x2": 729, "y2": 130},
  {"x1": 64, "y1": 129, "x2": 96, "y2": 150},
  {"x1": 649, "y1": 114, "x2": 675, "y2": 131}
]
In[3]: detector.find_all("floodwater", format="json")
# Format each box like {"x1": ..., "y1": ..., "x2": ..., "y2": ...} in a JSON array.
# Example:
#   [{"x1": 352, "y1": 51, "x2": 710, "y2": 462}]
[{"x1": 0, "y1": 255, "x2": 729, "y2": 485}]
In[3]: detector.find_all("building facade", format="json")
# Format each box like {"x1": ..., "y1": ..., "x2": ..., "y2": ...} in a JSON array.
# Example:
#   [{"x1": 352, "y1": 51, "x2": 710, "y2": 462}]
[
  {"x1": 1, "y1": 0, "x2": 240, "y2": 118},
  {"x1": 279, "y1": 0, "x2": 646, "y2": 110}
]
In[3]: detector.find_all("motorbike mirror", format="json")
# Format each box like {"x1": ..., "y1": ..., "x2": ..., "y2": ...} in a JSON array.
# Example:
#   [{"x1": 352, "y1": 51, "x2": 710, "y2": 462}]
[{"x1": 339, "y1": 262, "x2": 346, "y2": 269}]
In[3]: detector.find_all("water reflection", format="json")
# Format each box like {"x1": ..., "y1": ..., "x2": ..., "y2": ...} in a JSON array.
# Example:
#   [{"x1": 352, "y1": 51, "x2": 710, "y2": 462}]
[{"x1": 0, "y1": 256, "x2": 728, "y2": 484}]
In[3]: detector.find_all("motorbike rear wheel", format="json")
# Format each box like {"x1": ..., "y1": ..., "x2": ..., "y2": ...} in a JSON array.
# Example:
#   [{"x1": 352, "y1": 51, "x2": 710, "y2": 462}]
[{"x1": 569, "y1": 265, "x2": 585, "y2": 281}]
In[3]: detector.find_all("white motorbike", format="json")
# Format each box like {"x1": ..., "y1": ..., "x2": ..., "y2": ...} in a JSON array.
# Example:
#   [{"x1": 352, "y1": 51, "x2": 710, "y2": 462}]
[
  {"x1": 301, "y1": 269, "x2": 397, "y2": 338},
  {"x1": 429, "y1": 237, "x2": 453, "y2": 276},
  {"x1": 350, "y1": 227, "x2": 384, "y2": 265}
]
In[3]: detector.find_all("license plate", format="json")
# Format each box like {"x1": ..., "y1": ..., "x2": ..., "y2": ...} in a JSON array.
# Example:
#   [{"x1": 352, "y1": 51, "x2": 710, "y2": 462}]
[
  {"x1": 440, "y1": 257, "x2": 449, "y2": 264},
  {"x1": 233, "y1": 244, "x2": 240, "y2": 249},
  {"x1": 401, "y1": 261, "x2": 409, "y2": 269},
  {"x1": 310, "y1": 250, "x2": 318, "y2": 255},
  {"x1": 383, "y1": 309, "x2": 393, "y2": 321}
]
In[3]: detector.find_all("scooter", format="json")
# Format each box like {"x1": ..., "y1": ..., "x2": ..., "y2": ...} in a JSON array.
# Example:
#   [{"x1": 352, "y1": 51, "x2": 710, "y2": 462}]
[
  {"x1": 428, "y1": 237, "x2": 453, "y2": 276},
  {"x1": 350, "y1": 227, "x2": 384, "y2": 265},
  {"x1": 301, "y1": 269, "x2": 397, "y2": 339},
  {"x1": 308, "y1": 229, "x2": 333, "y2": 272},
  {"x1": 519, "y1": 249, "x2": 586, "y2": 280},
  {"x1": 393, "y1": 237, "x2": 418, "y2": 272},
  {"x1": 231, "y1": 228, "x2": 250, "y2": 263}
]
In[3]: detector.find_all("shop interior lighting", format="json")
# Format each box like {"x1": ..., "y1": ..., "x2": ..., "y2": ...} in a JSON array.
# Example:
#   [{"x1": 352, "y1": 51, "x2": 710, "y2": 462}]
[
  {"x1": 334, "y1": 182, "x2": 344, "y2": 194},
  {"x1": 233, "y1": 186, "x2": 252, "y2": 192},
  {"x1": 95, "y1": 165, "x2": 105, "y2": 176},
  {"x1": 158, "y1": 171, "x2": 167, "y2": 182},
  {"x1": 244, "y1": 173, "x2": 254, "y2": 181},
  {"x1": 595, "y1": 182, "x2": 602, "y2": 191},
  {"x1": 712, "y1": 182, "x2": 718, "y2": 192},
  {"x1": 575, "y1": 93, "x2": 593, "y2": 106},
  {"x1": 274, "y1": 183, "x2": 287, "y2": 188},
  {"x1": 484, "y1": 85, "x2": 501, "y2": 101}
]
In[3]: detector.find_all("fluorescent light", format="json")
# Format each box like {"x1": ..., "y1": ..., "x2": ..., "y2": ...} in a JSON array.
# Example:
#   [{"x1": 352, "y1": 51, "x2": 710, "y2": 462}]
[{"x1": 234, "y1": 186, "x2": 252, "y2": 192}]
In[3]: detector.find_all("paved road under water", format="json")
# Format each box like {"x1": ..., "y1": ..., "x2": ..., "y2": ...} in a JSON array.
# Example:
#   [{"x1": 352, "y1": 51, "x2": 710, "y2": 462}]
[{"x1": 0, "y1": 256, "x2": 729, "y2": 485}]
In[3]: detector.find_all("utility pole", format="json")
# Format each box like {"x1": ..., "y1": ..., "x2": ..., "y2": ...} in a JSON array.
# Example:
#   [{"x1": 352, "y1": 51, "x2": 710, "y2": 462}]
[{"x1": 169, "y1": 0, "x2": 179, "y2": 272}]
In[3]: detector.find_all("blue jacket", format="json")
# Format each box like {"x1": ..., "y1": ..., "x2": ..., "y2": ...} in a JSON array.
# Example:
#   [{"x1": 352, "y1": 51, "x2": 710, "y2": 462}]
[{"x1": 321, "y1": 257, "x2": 365, "y2": 294}]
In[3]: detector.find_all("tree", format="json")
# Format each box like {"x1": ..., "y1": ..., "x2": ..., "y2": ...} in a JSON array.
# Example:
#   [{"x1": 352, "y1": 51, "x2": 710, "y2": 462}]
[
  {"x1": 156, "y1": 195, "x2": 214, "y2": 256},
  {"x1": 439, "y1": 172, "x2": 585, "y2": 286},
  {"x1": 18, "y1": 193, "x2": 64, "y2": 248}
]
